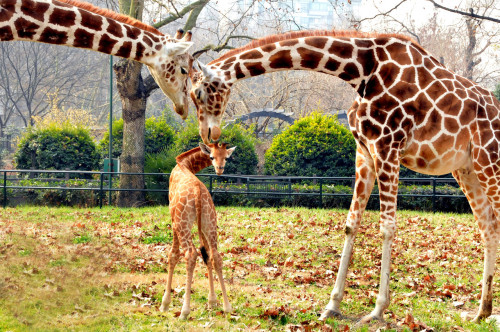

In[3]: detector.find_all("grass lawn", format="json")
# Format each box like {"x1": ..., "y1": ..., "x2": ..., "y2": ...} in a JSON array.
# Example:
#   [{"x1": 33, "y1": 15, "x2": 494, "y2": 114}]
[{"x1": 0, "y1": 205, "x2": 499, "y2": 331}]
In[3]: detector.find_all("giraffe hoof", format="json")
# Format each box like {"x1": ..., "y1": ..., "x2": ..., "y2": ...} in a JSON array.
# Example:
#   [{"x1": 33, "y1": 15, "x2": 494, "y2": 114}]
[
  {"x1": 223, "y1": 304, "x2": 233, "y2": 313},
  {"x1": 472, "y1": 313, "x2": 489, "y2": 323},
  {"x1": 179, "y1": 311, "x2": 190, "y2": 320},
  {"x1": 357, "y1": 313, "x2": 384, "y2": 326},
  {"x1": 208, "y1": 300, "x2": 217, "y2": 310},
  {"x1": 319, "y1": 309, "x2": 342, "y2": 321}
]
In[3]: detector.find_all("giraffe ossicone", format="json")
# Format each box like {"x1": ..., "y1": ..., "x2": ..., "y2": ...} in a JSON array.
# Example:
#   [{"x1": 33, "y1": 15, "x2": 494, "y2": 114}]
[
  {"x1": 160, "y1": 142, "x2": 235, "y2": 319},
  {"x1": 191, "y1": 29, "x2": 500, "y2": 323},
  {"x1": 0, "y1": 0, "x2": 194, "y2": 118}
]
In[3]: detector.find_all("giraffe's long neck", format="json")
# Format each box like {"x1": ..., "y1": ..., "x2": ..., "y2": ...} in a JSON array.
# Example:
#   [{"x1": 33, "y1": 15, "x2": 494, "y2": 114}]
[
  {"x1": 0, "y1": 0, "x2": 163, "y2": 63},
  {"x1": 209, "y1": 35, "x2": 422, "y2": 94},
  {"x1": 176, "y1": 147, "x2": 211, "y2": 174}
]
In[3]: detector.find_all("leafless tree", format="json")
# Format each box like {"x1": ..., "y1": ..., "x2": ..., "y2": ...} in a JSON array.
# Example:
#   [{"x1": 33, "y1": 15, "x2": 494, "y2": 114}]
[{"x1": 0, "y1": 42, "x2": 105, "y2": 129}]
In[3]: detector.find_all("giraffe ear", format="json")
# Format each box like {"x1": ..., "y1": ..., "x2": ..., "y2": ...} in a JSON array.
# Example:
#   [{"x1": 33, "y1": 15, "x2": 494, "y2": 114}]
[
  {"x1": 226, "y1": 146, "x2": 236, "y2": 158},
  {"x1": 199, "y1": 142, "x2": 211, "y2": 156},
  {"x1": 165, "y1": 41, "x2": 193, "y2": 56}
]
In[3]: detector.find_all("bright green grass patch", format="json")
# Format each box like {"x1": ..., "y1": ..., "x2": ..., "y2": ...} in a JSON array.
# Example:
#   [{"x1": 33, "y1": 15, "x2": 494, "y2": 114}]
[
  {"x1": 73, "y1": 233, "x2": 92, "y2": 244},
  {"x1": 141, "y1": 232, "x2": 172, "y2": 244}
]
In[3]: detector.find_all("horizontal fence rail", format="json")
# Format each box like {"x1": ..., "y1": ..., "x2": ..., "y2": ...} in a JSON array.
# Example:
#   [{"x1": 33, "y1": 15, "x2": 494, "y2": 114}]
[{"x1": 0, "y1": 169, "x2": 467, "y2": 212}]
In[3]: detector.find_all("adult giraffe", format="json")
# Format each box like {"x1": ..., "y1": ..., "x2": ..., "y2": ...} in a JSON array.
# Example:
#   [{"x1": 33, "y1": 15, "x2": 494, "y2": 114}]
[
  {"x1": 0, "y1": 0, "x2": 194, "y2": 117},
  {"x1": 191, "y1": 30, "x2": 500, "y2": 323}
]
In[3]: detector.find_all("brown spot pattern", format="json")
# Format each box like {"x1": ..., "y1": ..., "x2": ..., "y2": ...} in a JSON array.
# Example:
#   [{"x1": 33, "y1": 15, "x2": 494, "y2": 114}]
[{"x1": 269, "y1": 50, "x2": 293, "y2": 69}]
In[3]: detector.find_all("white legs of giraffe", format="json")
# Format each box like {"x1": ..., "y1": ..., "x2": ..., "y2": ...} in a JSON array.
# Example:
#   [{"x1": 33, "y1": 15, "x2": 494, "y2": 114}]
[
  {"x1": 321, "y1": 139, "x2": 401, "y2": 323},
  {"x1": 321, "y1": 140, "x2": 500, "y2": 324},
  {"x1": 320, "y1": 145, "x2": 376, "y2": 319},
  {"x1": 453, "y1": 160, "x2": 500, "y2": 322}
]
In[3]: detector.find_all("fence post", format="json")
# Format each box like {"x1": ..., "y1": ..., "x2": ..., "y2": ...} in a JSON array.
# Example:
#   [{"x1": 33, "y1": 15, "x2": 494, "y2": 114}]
[
  {"x1": 99, "y1": 173, "x2": 104, "y2": 209},
  {"x1": 432, "y1": 177, "x2": 436, "y2": 213},
  {"x1": 3, "y1": 171, "x2": 7, "y2": 208},
  {"x1": 209, "y1": 175, "x2": 213, "y2": 196},
  {"x1": 288, "y1": 177, "x2": 292, "y2": 201},
  {"x1": 319, "y1": 177, "x2": 323, "y2": 208}
]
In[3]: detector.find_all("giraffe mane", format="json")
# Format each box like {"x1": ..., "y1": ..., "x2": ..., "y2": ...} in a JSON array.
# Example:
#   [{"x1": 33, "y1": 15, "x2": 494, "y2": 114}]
[
  {"x1": 210, "y1": 30, "x2": 420, "y2": 64},
  {"x1": 57, "y1": 0, "x2": 164, "y2": 36},
  {"x1": 176, "y1": 146, "x2": 202, "y2": 164}
]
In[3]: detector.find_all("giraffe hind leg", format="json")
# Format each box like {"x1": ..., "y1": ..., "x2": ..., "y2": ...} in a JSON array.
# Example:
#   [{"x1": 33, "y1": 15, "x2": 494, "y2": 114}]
[
  {"x1": 179, "y1": 238, "x2": 198, "y2": 319},
  {"x1": 200, "y1": 232, "x2": 217, "y2": 309},
  {"x1": 454, "y1": 165, "x2": 499, "y2": 322}
]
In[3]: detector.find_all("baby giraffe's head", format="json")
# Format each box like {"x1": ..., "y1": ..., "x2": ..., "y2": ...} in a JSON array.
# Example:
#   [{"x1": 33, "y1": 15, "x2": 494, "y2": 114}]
[{"x1": 199, "y1": 142, "x2": 236, "y2": 176}]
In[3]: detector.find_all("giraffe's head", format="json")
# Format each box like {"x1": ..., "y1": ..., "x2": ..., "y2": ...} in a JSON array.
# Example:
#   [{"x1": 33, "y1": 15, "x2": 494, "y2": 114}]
[
  {"x1": 191, "y1": 62, "x2": 232, "y2": 144},
  {"x1": 146, "y1": 30, "x2": 194, "y2": 119},
  {"x1": 199, "y1": 142, "x2": 236, "y2": 176}
]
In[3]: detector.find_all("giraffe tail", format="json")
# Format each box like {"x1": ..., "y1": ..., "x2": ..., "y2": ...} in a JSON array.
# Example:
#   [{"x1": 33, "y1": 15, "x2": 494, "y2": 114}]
[
  {"x1": 195, "y1": 185, "x2": 209, "y2": 265},
  {"x1": 200, "y1": 246, "x2": 209, "y2": 265}
]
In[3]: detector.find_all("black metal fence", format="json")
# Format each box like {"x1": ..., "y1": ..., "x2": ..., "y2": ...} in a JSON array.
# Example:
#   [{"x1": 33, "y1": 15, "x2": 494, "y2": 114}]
[{"x1": 0, "y1": 169, "x2": 468, "y2": 212}]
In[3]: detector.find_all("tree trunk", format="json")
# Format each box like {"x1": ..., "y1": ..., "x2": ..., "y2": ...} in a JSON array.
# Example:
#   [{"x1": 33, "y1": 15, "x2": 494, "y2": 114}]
[
  {"x1": 464, "y1": 14, "x2": 478, "y2": 80},
  {"x1": 113, "y1": 59, "x2": 146, "y2": 207}
]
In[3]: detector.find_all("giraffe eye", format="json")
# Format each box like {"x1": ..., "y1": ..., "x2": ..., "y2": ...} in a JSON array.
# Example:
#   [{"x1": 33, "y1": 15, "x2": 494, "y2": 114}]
[
  {"x1": 210, "y1": 156, "x2": 214, "y2": 160},
  {"x1": 180, "y1": 67, "x2": 188, "y2": 75}
]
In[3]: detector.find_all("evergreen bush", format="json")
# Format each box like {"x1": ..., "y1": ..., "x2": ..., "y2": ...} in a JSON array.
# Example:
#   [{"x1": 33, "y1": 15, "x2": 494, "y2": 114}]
[
  {"x1": 15, "y1": 124, "x2": 100, "y2": 173},
  {"x1": 264, "y1": 112, "x2": 356, "y2": 177},
  {"x1": 98, "y1": 116, "x2": 176, "y2": 158}
]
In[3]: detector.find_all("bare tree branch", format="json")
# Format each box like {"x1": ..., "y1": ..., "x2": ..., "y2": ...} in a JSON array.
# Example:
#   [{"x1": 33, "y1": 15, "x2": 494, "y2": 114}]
[
  {"x1": 152, "y1": 0, "x2": 208, "y2": 29},
  {"x1": 427, "y1": 0, "x2": 500, "y2": 23},
  {"x1": 354, "y1": 0, "x2": 408, "y2": 24},
  {"x1": 183, "y1": 0, "x2": 209, "y2": 31},
  {"x1": 192, "y1": 35, "x2": 255, "y2": 58}
]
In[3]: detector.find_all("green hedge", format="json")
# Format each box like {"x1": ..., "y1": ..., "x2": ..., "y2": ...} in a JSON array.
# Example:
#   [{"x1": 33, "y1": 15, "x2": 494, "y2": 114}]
[
  {"x1": 98, "y1": 117, "x2": 176, "y2": 159},
  {"x1": 14, "y1": 125, "x2": 100, "y2": 175},
  {"x1": 265, "y1": 112, "x2": 356, "y2": 177}
]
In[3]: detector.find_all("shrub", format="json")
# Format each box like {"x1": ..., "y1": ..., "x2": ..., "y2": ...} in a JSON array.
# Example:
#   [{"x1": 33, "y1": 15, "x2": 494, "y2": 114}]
[
  {"x1": 98, "y1": 116, "x2": 176, "y2": 158},
  {"x1": 264, "y1": 112, "x2": 356, "y2": 177},
  {"x1": 144, "y1": 147, "x2": 177, "y2": 204},
  {"x1": 175, "y1": 119, "x2": 259, "y2": 175},
  {"x1": 15, "y1": 124, "x2": 100, "y2": 173}
]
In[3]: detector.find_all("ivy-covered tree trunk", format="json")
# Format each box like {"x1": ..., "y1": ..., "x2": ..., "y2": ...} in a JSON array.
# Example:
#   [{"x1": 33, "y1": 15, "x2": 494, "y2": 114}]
[
  {"x1": 114, "y1": 0, "x2": 146, "y2": 207},
  {"x1": 114, "y1": 60, "x2": 146, "y2": 207}
]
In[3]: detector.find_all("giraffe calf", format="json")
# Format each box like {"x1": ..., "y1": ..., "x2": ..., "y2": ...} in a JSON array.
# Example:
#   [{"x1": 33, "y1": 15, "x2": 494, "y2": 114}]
[{"x1": 160, "y1": 142, "x2": 235, "y2": 319}]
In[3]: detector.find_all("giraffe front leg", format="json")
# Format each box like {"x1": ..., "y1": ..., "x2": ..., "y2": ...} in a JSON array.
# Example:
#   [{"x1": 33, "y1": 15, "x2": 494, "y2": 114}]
[
  {"x1": 320, "y1": 146, "x2": 375, "y2": 321},
  {"x1": 180, "y1": 243, "x2": 198, "y2": 319},
  {"x1": 211, "y1": 248, "x2": 232, "y2": 313},
  {"x1": 359, "y1": 212, "x2": 396, "y2": 324},
  {"x1": 160, "y1": 233, "x2": 180, "y2": 312},
  {"x1": 358, "y1": 156, "x2": 399, "y2": 325}
]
